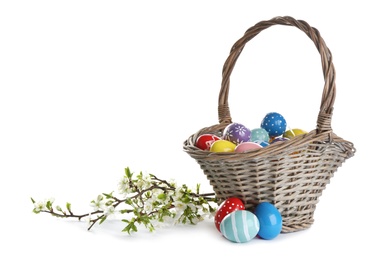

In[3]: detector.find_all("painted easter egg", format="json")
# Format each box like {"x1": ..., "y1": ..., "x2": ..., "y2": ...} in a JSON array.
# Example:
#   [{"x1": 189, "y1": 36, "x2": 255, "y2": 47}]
[
  {"x1": 256, "y1": 141, "x2": 270, "y2": 147},
  {"x1": 195, "y1": 134, "x2": 221, "y2": 150},
  {"x1": 270, "y1": 137, "x2": 290, "y2": 144},
  {"x1": 250, "y1": 128, "x2": 270, "y2": 143},
  {"x1": 222, "y1": 122, "x2": 251, "y2": 145},
  {"x1": 254, "y1": 202, "x2": 282, "y2": 240},
  {"x1": 220, "y1": 210, "x2": 260, "y2": 243},
  {"x1": 260, "y1": 112, "x2": 287, "y2": 138},
  {"x1": 210, "y1": 139, "x2": 236, "y2": 153},
  {"x1": 235, "y1": 142, "x2": 262, "y2": 152},
  {"x1": 283, "y1": 128, "x2": 308, "y2": 139},
  {"x1": 214, "y1": 197, "x2": 245, "y2": 232}
]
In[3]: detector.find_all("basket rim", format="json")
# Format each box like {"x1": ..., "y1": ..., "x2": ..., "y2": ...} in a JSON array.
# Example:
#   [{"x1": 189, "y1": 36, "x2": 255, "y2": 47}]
[{"x1": 183, "y1": 123, "x2": 355, "y2": 160}]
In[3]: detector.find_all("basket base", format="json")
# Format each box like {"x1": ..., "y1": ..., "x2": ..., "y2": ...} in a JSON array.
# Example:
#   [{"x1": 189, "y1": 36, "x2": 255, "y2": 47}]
[{"x1": 281, "y1": 219, "x2": 314, "y2": 233}]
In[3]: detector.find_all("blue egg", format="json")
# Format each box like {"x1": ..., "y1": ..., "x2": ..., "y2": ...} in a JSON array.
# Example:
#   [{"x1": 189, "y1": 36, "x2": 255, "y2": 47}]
[
  {"x1": 220, "y1": 210, "x2": 260, "y2": 243},
  {"x1": 260, "y1": 112, "x2": 287, "y2": 137},
  {"x1": 254, "y1": 202, "x2": 282, "y2": 240},
  {"x1": 257, "y1": 141, "x2": 270, "y2": 147}
]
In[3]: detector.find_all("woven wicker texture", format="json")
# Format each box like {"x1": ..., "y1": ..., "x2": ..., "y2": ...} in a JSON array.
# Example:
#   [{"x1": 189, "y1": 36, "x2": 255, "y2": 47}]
[{"x1": 183, "y1": 16, "x2": 356, "y2": 233}]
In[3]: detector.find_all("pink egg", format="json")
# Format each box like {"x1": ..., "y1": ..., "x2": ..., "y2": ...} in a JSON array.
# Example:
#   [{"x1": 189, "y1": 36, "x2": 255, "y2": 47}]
[{"x1": 235, "y1": 142, "x2": 262, "y2": 153}]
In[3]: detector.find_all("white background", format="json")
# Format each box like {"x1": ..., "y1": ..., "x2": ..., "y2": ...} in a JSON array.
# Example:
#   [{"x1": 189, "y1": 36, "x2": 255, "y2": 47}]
[{"x1": 1, "y1": 1, "x2": 371, "y2": 259}]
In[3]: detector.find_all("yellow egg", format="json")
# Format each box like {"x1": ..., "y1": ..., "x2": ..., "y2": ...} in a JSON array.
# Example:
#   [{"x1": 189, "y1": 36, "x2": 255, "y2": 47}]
[
  {"x1": 283, "y1": 128, "x2": 308, "y2": 139},
  {"x1": 210, "y1": 139, "x2": 236, "y2": 152}
]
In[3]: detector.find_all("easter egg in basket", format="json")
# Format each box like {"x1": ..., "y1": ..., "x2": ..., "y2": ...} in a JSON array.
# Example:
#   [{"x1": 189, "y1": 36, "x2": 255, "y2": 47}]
[
  {"x1": 270, "y1": 137, "x2": 290, "y2": 144},
  {"x1": 195, "y1": 134, "x2": 221, "y2": 150},
  {"x1": 257, "y1": 141, "x2": 270, "y2": 147},
  {"x1": 235, "y1": 142, "x2": 262, "y2": 153},
  {"x1": 250, "y1": 128, "x2": 270, "y2": 143},
  {"x1": 283, "y1": 128, "x2": 308, "y2": 139},
  {"x1": 260, "y1": 112, "x2": 287, "y2": 138},
  {"x1": 210, "y1": 139, "x2": 236, "y2": 153},
  {"x1": 222, "y1": 122, "x2": 251, "y2": 145}
]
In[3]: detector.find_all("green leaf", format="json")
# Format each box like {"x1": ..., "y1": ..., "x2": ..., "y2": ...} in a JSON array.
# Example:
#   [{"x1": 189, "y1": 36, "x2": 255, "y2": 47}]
[
  {"x1": 66, "y1": 202, "x2": 71, "y2": 212},
  {"x1": 157, "y1": 193, "x2": 166, "y2": 201},
  {"x1": 125, "y1": 198, "x2": 133, "y2": 205},
  {"x1": 122, "y1": 221, "x2": 138, "y2": 234},
  {"x1": 131, "y1": 223, "x2": 138, "y2": 233},
  {"x1": 120, "y1": 209, "x2": 133, "y2": 214},
  {"x1": 148, "y1": 225, "x2": 155, "y2": 232},
  {"x1": 103, "y1": 192, "x2": 113, "y2": 199},
  {"x1": 46, "y1": 200, "x2": 52, "y2": 210},
  {"x1": 145, "y1": 191, "x2": 151, "y2": 198},
  {"x1": 105, "y1": 200, "x2": 113, "y2": 206},
  {"x1": 30, "y1": 197, "x2": 35, "y2": 204},
  {"x1": 99, "y1": 216, "x2": 107, "y2": 225},
  {"x1": 124, "y1": 167, "x2": 132, "y2": 179},
  {"x1": 136, "y1": 171, "x2": 143, "y2": 179}
]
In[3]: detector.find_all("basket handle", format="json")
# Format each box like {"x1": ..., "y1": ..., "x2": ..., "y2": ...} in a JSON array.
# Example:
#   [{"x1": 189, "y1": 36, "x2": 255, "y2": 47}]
[{"x1": 218, "y1": 16, "x2": 336, "y2": 134}]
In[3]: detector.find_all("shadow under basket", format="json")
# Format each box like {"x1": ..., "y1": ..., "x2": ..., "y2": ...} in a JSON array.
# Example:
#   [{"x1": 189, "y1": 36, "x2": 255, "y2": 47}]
[{"x1": 183, "y1": 16, "x2": 356, "y2": 233}]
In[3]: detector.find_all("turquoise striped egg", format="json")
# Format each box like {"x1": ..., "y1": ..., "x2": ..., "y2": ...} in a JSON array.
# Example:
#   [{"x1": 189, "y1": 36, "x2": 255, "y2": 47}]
[{"x1": 220, "y1": 210, "x2": 260, "y2": 243}]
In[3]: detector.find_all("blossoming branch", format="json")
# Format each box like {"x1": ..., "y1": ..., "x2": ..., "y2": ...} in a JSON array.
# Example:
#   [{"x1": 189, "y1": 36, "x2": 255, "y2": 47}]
[{"x1": 31, "y1": 167, "x2": 218, "y2": 234}]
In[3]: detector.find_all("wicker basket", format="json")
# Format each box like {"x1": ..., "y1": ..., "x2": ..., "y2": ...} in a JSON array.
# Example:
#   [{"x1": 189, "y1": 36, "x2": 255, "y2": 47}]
[{"x1": 183, "y1": 16, "x2": 356, "y2": 233}]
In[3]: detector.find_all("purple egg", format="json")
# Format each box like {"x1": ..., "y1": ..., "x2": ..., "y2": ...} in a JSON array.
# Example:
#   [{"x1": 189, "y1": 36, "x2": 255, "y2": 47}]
[
  {"x1": 271, "y1": 137, "x2": 289, "y2": 144},
  {"x1": 223, "y1": 122, "x2": 251, "y2": 145}
]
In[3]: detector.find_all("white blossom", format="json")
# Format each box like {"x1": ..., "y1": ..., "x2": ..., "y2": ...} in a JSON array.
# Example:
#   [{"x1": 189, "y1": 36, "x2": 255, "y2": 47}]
[
  {"x1": 136, "y1": 174, "x2": 152, "y2": 190},
  {"x1": 118, "y1": 177, "x2": 132, "y2": 195},
  {"x1": 173, "y1": 200, "x2": 187, "y2": 213},
  {"x1": 144, "y1": 199, "x2": 154, "y2": 213},
  {"x1": 104, "y1": 205, "x2": 115, "y2": 216},
  {"x1": 187, "y1": 203, "x2": 197, "y2": 212},
  {"x1": 172, "y1": 187, "x2": 184, "y2": 201},
  {"x1": 85, "y1": 213, "x2": 92, "y2": 226},
  {"x1": 33, "y1": 201, "x2": 46, "y2": 213},
  {"x1": 90, "y1": 195, "x2": 105, "y2": 211},
  {"x1": 190, "y1": 215, "x2": 202, "y2": 224}
]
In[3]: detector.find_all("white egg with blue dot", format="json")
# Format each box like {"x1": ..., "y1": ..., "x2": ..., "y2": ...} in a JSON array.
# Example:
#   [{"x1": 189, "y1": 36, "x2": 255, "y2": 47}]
[{"x1": 220, "y1": 210, "x2": 260, "y2": 243}]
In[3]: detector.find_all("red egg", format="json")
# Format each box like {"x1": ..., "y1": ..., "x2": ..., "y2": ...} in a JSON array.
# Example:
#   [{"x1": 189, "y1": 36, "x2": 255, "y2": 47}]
[
  {"x1": 214, "y1": 197, "x2": 245, "y2": 232},
  {"x1": 195, "y1": 134, "x2": 221, "y2": 150}
]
